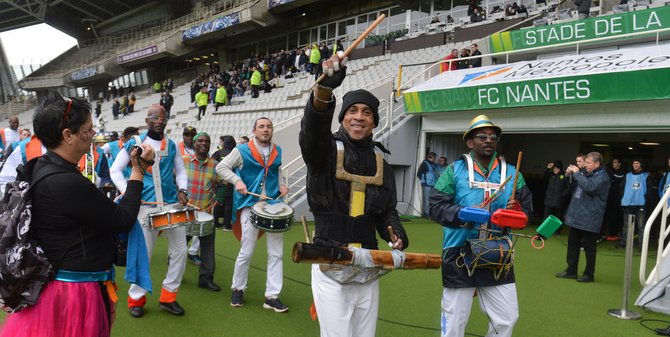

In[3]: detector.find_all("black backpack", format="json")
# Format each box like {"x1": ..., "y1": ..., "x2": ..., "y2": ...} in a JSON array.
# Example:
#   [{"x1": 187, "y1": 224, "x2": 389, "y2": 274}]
[{"x1": 0, "y1": 159, "x2": 65, "y2": 312}]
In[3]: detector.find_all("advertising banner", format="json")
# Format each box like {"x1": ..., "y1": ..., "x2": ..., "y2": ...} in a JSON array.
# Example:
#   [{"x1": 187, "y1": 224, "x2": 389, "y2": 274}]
[
  {"x1": 490, "y1": 7, "x2": 670, "y2": 52},
  {"x1": 403, "y1": 45, "x2": 670, "y2": 113},
  {"x1": 182, "y1": 12, "x2": 240, "y2": 41},
  {"x1": 117, "y1": 45, "x2": 159, "y2": 64}
]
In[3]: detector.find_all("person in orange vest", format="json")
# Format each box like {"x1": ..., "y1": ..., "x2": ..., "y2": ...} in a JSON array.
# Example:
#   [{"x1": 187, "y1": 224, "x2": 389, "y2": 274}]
[
  {"x1": 77, "y1": 135, "x2": 111, "y2": 187},
  {"x1": 178, "y1": 126, "x2": 196, "y2": 156},
  {"x1": 0, "y1": 116, "x2": 20, "y2": 155},
  {"x1": 0, "y1": 134, "x2": 46, "y2": 193}
]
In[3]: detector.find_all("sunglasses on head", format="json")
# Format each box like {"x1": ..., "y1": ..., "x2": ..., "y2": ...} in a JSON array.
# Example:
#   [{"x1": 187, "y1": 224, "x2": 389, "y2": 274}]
[
  {"x1": 62, "y1": 95, "x2": 72, "y2": 129},
  {"x1": 473, "y1": 133, "x2": 499, "y2": 142}
]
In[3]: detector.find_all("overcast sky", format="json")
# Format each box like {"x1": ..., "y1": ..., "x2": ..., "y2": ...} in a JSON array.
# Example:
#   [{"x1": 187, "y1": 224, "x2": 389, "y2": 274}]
[{"x1": 0, "y1": 24, "x2": 77, "y2": 65}]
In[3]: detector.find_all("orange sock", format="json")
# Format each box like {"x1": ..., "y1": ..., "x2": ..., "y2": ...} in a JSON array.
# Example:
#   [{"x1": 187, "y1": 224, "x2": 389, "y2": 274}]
[{"x1": 159, "y1": 288, "x2": 178, "y2": 303}]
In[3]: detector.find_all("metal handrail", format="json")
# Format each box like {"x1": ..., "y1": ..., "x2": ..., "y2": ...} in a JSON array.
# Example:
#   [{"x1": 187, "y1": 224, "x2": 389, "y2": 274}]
[
  {"x1": 639, "y1": 186, "x2": 670, "y2": 286},
  {"x1": 397, "y1": 26, "x2": 670, "y2": 95}
]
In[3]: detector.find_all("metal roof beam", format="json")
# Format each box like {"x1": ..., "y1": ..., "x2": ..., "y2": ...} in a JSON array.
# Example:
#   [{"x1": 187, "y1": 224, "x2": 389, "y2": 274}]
[
  {"x1": 59, "y1": 0, "x2": 103, "y2": 21},
  {"x1": 0, "y1": 0, "x2": 48, "y2": 20}
]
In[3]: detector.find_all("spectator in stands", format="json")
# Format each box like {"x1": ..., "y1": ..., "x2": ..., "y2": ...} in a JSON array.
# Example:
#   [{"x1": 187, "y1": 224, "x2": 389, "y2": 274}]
[
  {"x1": 505, "y1": 4, "x2": 517, "y2": 16},
  {"x1": 457, "y1": 49, "x2": 472, "y2": 69},
  {"x1": 120, "y1": 95, "x2": 128, "y2": 117},
  {"x1": 446, "y1": 15, "x2": 455, "y2": 23},
  {"x1": 471, "y1": 8, "x2": 485, "y2": 23},
  {"x1": 119, "y1": 86, "x2": 125, "y2": 97},
  {"x1": 440, "y1": 49, "x2": 459, "y2": 73},
  {"x1": 215, "y1": 83, "x2": 229, "y2": 111},
  {"x1": 112, "y1": 98, "x2": 120, "y2": 120},
  {"x1": 431, "y1": 13, "x2": 441, "y2": 24},
  {"x1": 195, "y1": 88, "x2": 209, "y2": 121},
  {"x1": 470, "y1": 44, "x2": 482, "y2": 68},
  {"x1": 309, "y1": 43, "x2": 321, "y2": 75},
  {"x1": 332, "y1": 39, "x2": 344, "y2": 54},
  {"x1": 160, "y1": 90, "x2": 174, "y2": 119},
  {"x1": 517, "y1": 4, "x2": 528, "y2": 16},
  {"x1": 128, "y1": 92, "x2": 136, "y2": 113},
  {"x1": 111, "y1": 85, "x2": 118, "y2": 98},
  {"x1": 468, "y1": 0, "x2": 479, "y2": 15},
  {"x1": 167, "y1": 78, "x2": 174, "y2": 91},
  {"x1": 95, "y1": 100, "x2": 102, "y2": 118},
  {"x1": 250, "y1": 65, "x2": 262, "y2": 99},
  {"x1": 574, "y1": 0, "x2": 592, "y2": 19},
  {"x1": 226, "y1": 82, "x2": 234, "y2": 104}
]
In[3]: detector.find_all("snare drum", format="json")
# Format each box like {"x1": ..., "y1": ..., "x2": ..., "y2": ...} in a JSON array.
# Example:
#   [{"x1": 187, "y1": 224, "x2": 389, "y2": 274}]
[
  {"x1": 145, "y1": 205, "x2": 197, "y2": 231},
  {"x1": 250, "y1": 201, "x2": 294, "y2": 232},
  {"x1": 459, "y1": 236, "x2": 514, "y2": 279},
  {"x1": 185, "y1": 212, "x2": 215, "y2": 236}
]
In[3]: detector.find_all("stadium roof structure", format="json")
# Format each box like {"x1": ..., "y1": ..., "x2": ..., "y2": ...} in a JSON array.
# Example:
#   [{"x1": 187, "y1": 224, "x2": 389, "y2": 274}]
[{"x1": 0, "y1": 0, "x2": 172, "y2": 40}]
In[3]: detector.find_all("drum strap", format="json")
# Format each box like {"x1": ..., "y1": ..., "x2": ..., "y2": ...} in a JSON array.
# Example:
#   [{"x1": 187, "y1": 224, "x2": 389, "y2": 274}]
[
  {"x1": 135, "y1": 135, "x2": 169, "y2": 206},
  {"x1": 334, "y1": 141, "x2": 384, "y2": 217},
  {"x1": 463, "y1": 153, "x2": 506, "y2": 239}
]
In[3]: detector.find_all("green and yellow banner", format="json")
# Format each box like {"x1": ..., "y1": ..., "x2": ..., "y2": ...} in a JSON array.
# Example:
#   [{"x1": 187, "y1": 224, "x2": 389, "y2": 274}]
[
  {"x1": 403, "y1": 45, "x2": 670, "y2": 113},
  {"x1": 490, "y1": 7, "x2": 670, "y2": 52}
]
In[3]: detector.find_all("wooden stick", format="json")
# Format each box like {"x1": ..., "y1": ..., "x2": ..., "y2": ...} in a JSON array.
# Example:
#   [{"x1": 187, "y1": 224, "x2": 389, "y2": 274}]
[
  {"x1": 141, "y1": 201, "x2": 166, "y2": 205},
  {"x1": 246, "y1": 191, "x2": 273, "y2": 200},
  {"x1": 313, "y1": 13, "x2": 386, "y2": 87},
  {"x1": 509, "y1": 151, "x2": 523, "y2": 202},
  {"x1": 301, "y1": 215, "x2": 312, "y2": 244}
]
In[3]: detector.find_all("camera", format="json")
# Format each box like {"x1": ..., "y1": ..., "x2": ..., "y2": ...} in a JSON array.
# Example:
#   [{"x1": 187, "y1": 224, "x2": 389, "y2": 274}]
[{"x1": 132, "y1": 145, "x2": 143, "y2": 156}]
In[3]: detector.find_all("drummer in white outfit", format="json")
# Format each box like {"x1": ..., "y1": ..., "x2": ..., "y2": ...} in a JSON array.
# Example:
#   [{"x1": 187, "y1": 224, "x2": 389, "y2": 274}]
[
  {"x1": 110, "y1": 104, "x2": 189, "y2": 318},
  {"x1": 216, "y1": 117, "x2": 290, "y2": 313}
]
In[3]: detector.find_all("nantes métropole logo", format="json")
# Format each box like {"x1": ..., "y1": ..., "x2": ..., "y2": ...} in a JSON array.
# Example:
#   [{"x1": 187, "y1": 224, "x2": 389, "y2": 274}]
[{"x1": 458, "y1": 66, "x2": 513, "y2": 85}]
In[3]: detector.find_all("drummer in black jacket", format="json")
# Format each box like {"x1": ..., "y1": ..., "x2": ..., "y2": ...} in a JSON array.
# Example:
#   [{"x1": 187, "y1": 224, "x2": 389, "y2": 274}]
[{"x1": 299, "y1": 53, "x2": 408, "y2": 337}]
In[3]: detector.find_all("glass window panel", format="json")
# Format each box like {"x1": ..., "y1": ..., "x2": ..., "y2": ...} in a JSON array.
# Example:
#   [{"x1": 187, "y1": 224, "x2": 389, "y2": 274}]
[
  {"x1": 327, "y1": 23, "x2": 335, "y2": 41},
  {"x1": 299, "y1": 29, "x2": 310, "y2": 46},
  {"x1": 319, "y1": 25, "x2": 327, "y2": 42}
]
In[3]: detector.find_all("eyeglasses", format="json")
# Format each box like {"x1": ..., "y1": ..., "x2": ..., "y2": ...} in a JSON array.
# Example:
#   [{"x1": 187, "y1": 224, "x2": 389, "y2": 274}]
[
  {"x1": 62, "y1": 96, "x2": 72, "y2": 129},
  {"x1": 473, "y1": 133, "x2": 499, "y2": 142},
  {"x1": 148, "y1": 115, "x2": 167, "y2": 123}
]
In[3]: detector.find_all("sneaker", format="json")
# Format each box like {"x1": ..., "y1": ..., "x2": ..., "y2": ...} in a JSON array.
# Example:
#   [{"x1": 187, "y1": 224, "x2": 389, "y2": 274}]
[
  {"x1": 230, "y1": 289, "x2": 244, "y2": 307},
  {"x1": 188, "y1": 254, "x2": 202, "y2": 266},
  {"x1": 221, "y1": 225, "x2": 232, "y2": 232},
  {"x1": 263, "y1": 297, "x2": 288, "y2": 313}
]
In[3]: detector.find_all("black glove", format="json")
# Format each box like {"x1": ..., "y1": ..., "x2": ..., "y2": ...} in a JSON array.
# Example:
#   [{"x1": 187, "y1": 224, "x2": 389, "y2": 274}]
[{"x1": 320, "y1": 66, "x2": 346, "y2": 90}]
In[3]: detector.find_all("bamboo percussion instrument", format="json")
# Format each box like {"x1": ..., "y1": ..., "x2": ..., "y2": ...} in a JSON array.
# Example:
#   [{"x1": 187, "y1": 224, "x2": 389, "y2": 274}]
[
  {"x1": 292, "y1": 242, "x2": 441, "y2": 270},
  {"x1": 313, "y1": 13, "x2": 386, "y2": 87}
]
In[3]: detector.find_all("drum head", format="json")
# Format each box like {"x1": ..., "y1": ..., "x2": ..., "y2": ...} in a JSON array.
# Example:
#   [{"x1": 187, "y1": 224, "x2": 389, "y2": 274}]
[
  {"x1": 252, "y1": 201, "x2": 293, "y2": 218},
  {"x1": 196, "y1": 211, "x2": 214, "y2": 222}
]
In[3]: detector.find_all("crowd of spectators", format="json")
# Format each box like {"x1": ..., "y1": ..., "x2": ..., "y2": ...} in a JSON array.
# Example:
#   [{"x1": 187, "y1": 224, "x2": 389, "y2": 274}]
[{"x1": 439, "y1": 43, "x2": 482, "y2": 72}]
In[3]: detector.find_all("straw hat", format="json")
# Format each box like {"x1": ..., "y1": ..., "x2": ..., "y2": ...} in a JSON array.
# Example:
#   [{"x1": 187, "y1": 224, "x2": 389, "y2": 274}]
[{"x1": 463, "y1": 114, "x2": 502, "y2": 141}]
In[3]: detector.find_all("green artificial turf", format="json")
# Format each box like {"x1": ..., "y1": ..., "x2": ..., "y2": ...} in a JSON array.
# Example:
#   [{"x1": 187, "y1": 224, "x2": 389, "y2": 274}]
[{"x1": 3, "y1": 218, "x2": 670, "y2": 336}]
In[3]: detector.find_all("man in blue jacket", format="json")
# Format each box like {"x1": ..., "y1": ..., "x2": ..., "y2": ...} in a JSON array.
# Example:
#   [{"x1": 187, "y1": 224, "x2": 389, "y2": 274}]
[
  {"x1": 417, "y1": 152, "x2": 438, "y2": 216},
  {"x1": 618, "y1": 159, "x2": 653, "y2": 248},
  {"x1": 556, "y1": 152, "x2": 610, "y2": 282}
]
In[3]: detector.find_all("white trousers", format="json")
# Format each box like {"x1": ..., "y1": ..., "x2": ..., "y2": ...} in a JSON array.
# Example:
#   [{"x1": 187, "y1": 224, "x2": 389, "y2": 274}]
[
  {"x1": 231, "y1": 207, "x2": 284, "y2": 298},
  {"x1": 128, "y1": 205, "x2": 188, "y2": 300},
  {"x1": 188, "y1": 237, "x2": 200, "y2": 255},
  {"x1": 312, "y1": 265, "x2": 379, "y2": 337},
  {"x1": 441, "y1": 283, "x2": 518, "y2": 337}
]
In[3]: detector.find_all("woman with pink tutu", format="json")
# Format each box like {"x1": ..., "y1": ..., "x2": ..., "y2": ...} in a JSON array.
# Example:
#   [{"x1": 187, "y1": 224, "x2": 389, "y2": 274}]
[{"x1": 0, "y1": 93, "x2": 154, "y2": 337}]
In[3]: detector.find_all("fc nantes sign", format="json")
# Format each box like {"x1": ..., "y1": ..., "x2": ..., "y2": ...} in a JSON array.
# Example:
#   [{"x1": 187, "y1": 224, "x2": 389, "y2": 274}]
[
  {"x1": 490, "y1": 7, "x2": 670, "y2": 52},
  {"x1": 403, "y1": 45, "x2": 670, "y2": 113}
]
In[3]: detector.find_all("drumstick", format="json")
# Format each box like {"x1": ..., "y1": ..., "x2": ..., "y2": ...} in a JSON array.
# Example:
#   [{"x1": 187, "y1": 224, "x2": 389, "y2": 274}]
[
  {"x1": 301, "y1": 215, "x2": 312, "y2": 244},
  {"x1": 142, "y1": 201, "x2": 166, "y2": 205},
  {"x1": 480, "y1": 175, "x2": 512, "y2": 208},
  {"x1": 186, "y1": 202, "x2": 201, "y2": 210},
  {"x1": 312, "y1": 14, "x2": 386, "y2": 88},
  {"x1": 246, "y1": 191, "x2": 274, "y2": 200},
  {"x1": 509, "y1": 151, "x2": 523, "y2": 202}
]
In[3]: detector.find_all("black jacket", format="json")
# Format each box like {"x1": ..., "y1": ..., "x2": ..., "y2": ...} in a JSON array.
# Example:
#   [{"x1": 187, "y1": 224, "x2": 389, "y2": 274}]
[
  {"x1": 544, "y1": 169, "x2": 570, "y2": 208},
  {"x1": 299, "y1": 93, "x2": 408, "y2": 250}
]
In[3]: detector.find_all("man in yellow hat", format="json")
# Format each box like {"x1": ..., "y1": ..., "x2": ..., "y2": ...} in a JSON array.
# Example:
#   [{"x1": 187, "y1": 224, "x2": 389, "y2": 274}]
[{"x1": 429, "y1": 114, "x2": 533, "y2": 337}]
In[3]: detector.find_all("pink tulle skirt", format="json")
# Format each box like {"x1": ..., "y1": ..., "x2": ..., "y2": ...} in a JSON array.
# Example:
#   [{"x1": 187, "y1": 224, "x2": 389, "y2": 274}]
[{"x1": 0, "y1": 280, "x2": 112, "y2": 337}]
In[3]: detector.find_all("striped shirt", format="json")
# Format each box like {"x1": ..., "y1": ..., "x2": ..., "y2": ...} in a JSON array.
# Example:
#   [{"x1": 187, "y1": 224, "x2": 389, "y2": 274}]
[{"x1": 183, "y1": 154, "x2": 220, "y2": 210}]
